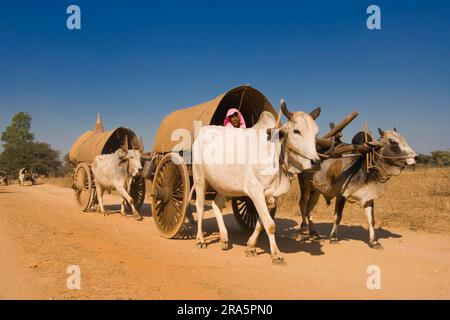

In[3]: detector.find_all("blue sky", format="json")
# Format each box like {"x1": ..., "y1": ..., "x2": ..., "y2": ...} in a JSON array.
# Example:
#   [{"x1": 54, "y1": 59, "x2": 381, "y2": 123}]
[{"x1": 0, "y1": 0, "x2": 449, "y2": 155}]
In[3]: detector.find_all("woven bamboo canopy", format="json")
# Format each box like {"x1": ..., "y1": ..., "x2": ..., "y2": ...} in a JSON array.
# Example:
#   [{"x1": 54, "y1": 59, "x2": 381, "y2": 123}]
[
  {"x1": 69, "y1": 113, "x2": 141, "y2": 163},
  {"x1": 152, "y1": 85, "x2": 276, "y2": 153}
]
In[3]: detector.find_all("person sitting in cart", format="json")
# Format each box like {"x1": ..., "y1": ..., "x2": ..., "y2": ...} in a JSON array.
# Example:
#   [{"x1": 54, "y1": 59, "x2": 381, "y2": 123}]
[{"x1": 223, "y1": 108, "x2": 246, "y2": 128}]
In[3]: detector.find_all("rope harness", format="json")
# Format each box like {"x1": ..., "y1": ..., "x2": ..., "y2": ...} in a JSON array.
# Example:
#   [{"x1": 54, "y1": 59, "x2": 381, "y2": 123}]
[
  {"x1": 366, "y1": 148, "x2": 412, "y2": 183},
  {"x1": 280, "y1": 134, "x2": 319, "y2": 182}
]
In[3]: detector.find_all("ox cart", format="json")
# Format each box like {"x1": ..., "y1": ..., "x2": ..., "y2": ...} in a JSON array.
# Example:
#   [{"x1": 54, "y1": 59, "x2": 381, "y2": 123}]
[
  {"x1": 69, "y1": 117, "x2": 146, "y2": 212},
  {"x1": 0, "y1": 170, "x2": 8, "y2": 186},
  {"x1": 18, "y1": 167, "x2": 37, "y2": 186},
  {"x1": 145, "y1": 85, "x2": 279, "y2": 238},
  {"x1": 145, "y1": 85, "x2": 362, "y2": 239}
]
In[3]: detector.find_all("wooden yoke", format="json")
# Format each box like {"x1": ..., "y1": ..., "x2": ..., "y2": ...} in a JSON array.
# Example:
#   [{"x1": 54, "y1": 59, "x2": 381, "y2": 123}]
[
  {"x1": 316, "y1": 110, "x2": 358, "y2": 149},
  {"x1": 321, "y1": 110, "x2": 358, "y2": 139}
]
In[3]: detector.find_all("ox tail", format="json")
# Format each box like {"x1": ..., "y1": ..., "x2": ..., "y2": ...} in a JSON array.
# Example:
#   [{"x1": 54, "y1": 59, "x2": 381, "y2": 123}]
[
  {"x1": 187, "y1": 185, "x2": 195, "y2": 205},
  {"x1": 185, "y1": 185, "x2": 196, "y2": 224}
]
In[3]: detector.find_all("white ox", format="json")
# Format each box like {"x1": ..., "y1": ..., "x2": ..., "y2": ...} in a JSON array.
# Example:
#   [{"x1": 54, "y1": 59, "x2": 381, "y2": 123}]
[
  {"x1": 192, "y1": 101, "x2": 321, "y2": 265},
  {"x1": 91, "y1": 145, "x2": 143, "y2": 221}
]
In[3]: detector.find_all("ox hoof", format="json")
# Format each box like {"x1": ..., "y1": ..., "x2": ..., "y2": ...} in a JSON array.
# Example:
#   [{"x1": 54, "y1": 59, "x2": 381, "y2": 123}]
[
  {"x1": 271, "y1": 255, "x2": 286, "y2": 266},
  {"x1": 295, "y1": 232, "x2": 308, "y2": 242},
  {"x1": 220, "y1": 241, "x2": 230, "y2": 251},
  {"x1": 308, "y1": 231, "x2": 321, "y2": 241},
  {"x1": 245, "y1": 248, "x2": 258, "y2": 257},
  {"x1": 134, "y1": 214, "x2": 142, "y2": 221},
  {"x1": 196, "y1": 242, "x2": 207, "y2": 249},
  {"x1": 329, "y1": 239, "x2": 339, "y2": 245},
  {"x1": 369, "y1": 242, "x2": 383, "y2": 250}
]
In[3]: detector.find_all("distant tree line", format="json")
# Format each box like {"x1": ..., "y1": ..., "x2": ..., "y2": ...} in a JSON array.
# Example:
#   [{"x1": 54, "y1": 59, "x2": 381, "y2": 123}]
[
  {"x1": 416, "y1": 150, "x2": 450, "y2": 167},
  {"x1": 0, "y1": 112, "x2": 73, "y2": 177},
  {"x1": 1, "y1": 112, "x2": 448, "y2": 178}
]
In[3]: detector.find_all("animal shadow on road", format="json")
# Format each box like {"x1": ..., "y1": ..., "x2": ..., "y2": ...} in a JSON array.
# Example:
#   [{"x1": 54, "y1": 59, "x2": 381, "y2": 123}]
[
  {"x1": 101, "y1": 203, "x2": 152, "y2": 217},
  {"x1": 199, "y1": 214, "x2": 325, "y2": 256},
  {"x1": 311, "y1": 222, "x2": 402, "y2": 248}
]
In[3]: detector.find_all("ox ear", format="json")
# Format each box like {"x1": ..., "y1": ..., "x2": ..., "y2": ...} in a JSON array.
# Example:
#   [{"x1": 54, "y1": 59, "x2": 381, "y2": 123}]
[
  {"x1": 393, "y1": 127, "x2": 397, "y2": 132},
  {"x1": 309, "y1": 107, "x2": 321, "y2": 120},
  {"x1": 378, "y1": 128, "x2": 385, "y2": 137},
  {"x1": 266, "y1": 128, "x2": 286, "y2": 142}
]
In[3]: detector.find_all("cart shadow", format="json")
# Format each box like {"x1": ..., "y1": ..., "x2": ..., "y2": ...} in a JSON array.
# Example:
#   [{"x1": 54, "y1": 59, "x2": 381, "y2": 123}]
[{"x1": 133, "y1": 201, "x2": 401, "y2": 251}]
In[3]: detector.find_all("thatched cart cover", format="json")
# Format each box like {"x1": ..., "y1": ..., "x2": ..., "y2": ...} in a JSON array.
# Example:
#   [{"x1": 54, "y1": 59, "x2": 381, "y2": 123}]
[
  {"x1": 69, "y1": 126, "x2": 140, "y2": 163},
  {"x1": 153, "y1": 85, "x2": 277, "y2": 153}
]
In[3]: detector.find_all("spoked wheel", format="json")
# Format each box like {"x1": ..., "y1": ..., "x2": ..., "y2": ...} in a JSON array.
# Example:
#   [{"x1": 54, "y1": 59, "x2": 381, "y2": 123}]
[
  {"x1": 231, "y1": 196, "x2": 277, "y2": 233},
  {"x1": 151, "y1": 153, "x2": 190, "y2": 239},
  {"x1": 73, "y1": 163, "x2": 94, "y2": 211},
  {"x1": 128, "y1": 176, "x2": 146, "y2": 211}
]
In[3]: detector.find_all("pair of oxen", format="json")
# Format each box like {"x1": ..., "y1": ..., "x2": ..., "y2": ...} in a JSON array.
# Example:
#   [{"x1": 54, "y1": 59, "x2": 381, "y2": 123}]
[{"x1": 192, "y1": 101, "x2": 417, "y2": 265}]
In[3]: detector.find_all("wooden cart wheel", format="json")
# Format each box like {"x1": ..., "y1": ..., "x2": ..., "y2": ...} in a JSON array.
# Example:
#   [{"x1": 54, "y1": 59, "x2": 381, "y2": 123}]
[
  {"x1": 151, "y1": 153, "x2": 190, "y2": 239},
  {"x1": 73, "y1": 163, "x2": 93, "y2": 211},
  {"x1": 128, "y1": 176, "x2": 146, "y2": 211},
  {"x1": 231, "y1": 196, "x2": 277, "y2": 233}
]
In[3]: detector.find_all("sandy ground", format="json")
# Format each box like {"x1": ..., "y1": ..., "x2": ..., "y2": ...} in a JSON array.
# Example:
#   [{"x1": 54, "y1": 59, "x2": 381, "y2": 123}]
[{"x1": 0, "y1": 183, "x2": 449, "y2": 299}]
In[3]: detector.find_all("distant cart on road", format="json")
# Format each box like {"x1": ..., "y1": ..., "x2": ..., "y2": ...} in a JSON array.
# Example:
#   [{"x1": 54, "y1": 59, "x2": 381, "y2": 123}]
[
  {"x1": 0, "y1": 170, "x2": 8, "y2": 186},
  {"x1": 18, "y1": 167, "x2": 36, "y2": 186}
]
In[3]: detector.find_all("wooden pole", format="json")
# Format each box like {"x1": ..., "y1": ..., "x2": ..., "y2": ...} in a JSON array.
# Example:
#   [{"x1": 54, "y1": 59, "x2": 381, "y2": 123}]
[
  {"x1": 321, "y1": 110, "x2": 358, "y2": 139},
  {"x1": 276, "y1": 99, "x2": 284, "y2": 128}
]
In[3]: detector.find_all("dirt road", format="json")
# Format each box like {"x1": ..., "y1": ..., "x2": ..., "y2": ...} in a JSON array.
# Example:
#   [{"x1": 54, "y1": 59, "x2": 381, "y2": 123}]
[{"x1": 0, "y1": 183, "x2": 449, "y2": 299}]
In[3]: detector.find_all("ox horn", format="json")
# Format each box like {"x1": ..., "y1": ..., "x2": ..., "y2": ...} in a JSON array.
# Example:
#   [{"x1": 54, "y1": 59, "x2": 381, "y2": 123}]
[
  {"x1": 139, "y1": 136, "x2": 144, "y2": 152},
  {"x1": 309, "y1": 107, "x2": 321, "y2": 120},
  {"x1": 280, "y1": 99, "x2": 293, "y2": 120},
  {"x1": 378, "y1": 128, "x2": 385, "y2": 136},
  {"x1": 122, "y1": 135, "x2": 129, "y2": 152}
]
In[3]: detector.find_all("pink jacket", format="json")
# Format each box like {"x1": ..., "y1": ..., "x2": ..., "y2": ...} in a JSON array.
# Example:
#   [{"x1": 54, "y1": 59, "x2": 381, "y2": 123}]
[{"x1": 223, "y1": 108, "x2": 247, "y2": 128}]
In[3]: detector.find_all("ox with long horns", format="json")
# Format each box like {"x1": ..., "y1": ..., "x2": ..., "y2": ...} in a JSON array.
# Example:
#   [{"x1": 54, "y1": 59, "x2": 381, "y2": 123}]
[{"x1": 298, "y1": 127, "x2": 417, "y2": 248}]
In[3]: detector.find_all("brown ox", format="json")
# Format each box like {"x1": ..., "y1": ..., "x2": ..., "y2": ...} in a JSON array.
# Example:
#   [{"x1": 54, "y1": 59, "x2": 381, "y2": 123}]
[{"x1": 298, "y1": 128, "x2": 417, "y2": 249}]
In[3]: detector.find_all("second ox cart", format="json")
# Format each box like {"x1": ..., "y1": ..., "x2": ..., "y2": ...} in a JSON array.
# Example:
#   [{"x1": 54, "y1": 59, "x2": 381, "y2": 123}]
[
  {"x1": 70, "y1": 116, "x2": 146, "y2": 212},
  {"x1": 144, "y1": 85, "x2": 279, "y2": 238}
]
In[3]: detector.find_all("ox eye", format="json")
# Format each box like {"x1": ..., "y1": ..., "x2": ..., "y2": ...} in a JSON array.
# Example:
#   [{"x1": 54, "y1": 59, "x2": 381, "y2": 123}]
[
  {"x1": 294, "y1": 129, "x2": 301, "y2": 135},
  {"x1": 389, "y1": 139, "x2": 398, "y2": 145}
]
